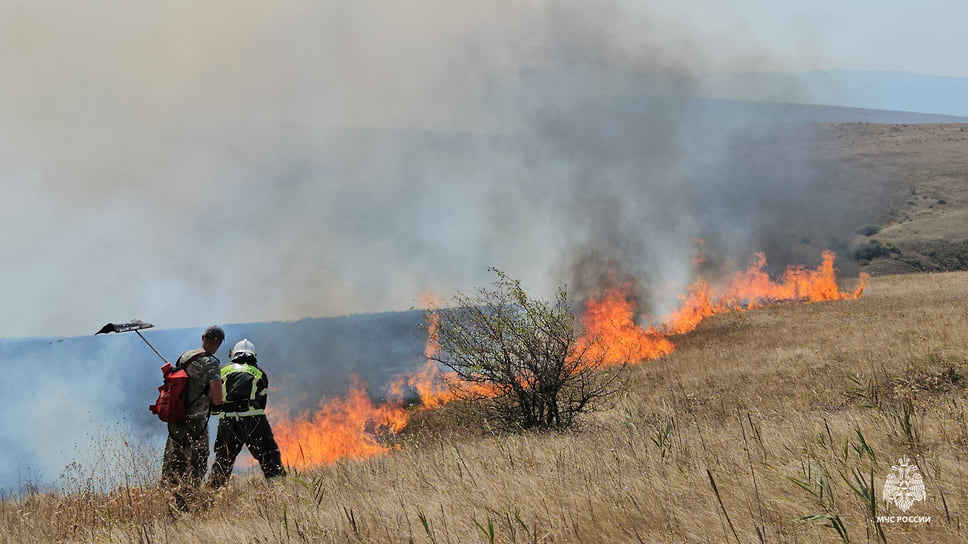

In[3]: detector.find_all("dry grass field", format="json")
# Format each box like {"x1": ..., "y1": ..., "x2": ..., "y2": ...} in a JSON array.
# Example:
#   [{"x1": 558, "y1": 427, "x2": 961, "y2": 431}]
[
  {"x1": 2, "y1": 123, "x2": 967, "y2": 543},
  {"x1": 3, "y1": 271, "x2": 965, "y2": 543}
]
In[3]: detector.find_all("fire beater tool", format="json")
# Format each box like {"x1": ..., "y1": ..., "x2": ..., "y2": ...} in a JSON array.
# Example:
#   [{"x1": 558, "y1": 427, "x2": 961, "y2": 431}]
[{"x1": 95, "y1": 320, "x2": 170, "y2": 364}]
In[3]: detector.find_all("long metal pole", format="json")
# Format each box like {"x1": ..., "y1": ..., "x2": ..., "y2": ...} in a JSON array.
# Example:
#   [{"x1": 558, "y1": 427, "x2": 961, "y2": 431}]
[{"x1": 135, "y1": 330, "x2": 170, "y2": 364}]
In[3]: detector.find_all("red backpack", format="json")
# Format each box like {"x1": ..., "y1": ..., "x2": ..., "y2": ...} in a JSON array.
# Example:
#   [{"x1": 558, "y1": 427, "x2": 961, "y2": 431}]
[{"x1": 149, "y1": 350, "x2": 206, "y2": 423}]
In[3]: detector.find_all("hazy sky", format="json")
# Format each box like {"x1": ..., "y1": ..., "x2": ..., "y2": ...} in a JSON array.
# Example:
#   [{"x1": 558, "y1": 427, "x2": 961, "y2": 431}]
[
  {"x1": 640, "y1": 0, "x2": 967, "y2": 78},
  {"x1": 0, "y1": 0, "x2": 963, "y2": 338}
]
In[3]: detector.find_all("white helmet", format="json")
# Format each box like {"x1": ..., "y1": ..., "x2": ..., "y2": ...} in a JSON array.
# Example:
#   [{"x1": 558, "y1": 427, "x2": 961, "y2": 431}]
[{"x1": 230, "y1": 338, "x2": 257, "y2": 361}]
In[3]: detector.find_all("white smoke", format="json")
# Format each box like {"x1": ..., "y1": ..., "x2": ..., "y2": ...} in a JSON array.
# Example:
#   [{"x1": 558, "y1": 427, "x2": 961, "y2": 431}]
[
  {"x1": 0, "y1": 1, "x2": 887, "y2": 492},
  {"x1": 0, "y1": 0, "x2": 841, "y2": 338}
]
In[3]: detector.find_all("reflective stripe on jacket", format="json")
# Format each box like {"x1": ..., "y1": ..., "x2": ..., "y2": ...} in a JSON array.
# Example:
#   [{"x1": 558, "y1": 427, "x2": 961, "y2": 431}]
[
  {"x1": 219, "y1": 362, "x2": 267, "y2": 415},
  {"x1": 220, "y1": 409, "x2": 266, "y2": 417}
]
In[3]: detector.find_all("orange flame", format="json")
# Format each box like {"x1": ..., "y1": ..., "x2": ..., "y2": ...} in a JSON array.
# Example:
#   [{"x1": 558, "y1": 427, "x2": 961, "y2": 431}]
[
  {"x1": 662, "y1": 250, "x2": 867, "y2": 335},
  {"x1": 388, "y1": 303, "x2": 503, "y2": 408},
  {"x1": 272, "y1": 296, "x2": 493, "y2": 470},
  {"x1": 267, "y1": 250, "x2": 866, "y2": 471},
  {"x1": 271, "y1": 377, "x2": 408, "y2": 469},
  {"x1": 576, "y1": 250, "x2": 868, "y2": 365},
  {"x1": 573, "y1": 285, "x2": 675, "y2": 367}
]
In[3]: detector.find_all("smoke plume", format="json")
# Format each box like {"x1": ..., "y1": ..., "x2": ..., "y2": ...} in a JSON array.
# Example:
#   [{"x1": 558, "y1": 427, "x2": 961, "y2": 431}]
[
  {"x1": 0, "y1": 0, "x2": 855, "y2": 337},
  {"x1": 0, "y1": 1, "x2": 865, "y2": 489}
]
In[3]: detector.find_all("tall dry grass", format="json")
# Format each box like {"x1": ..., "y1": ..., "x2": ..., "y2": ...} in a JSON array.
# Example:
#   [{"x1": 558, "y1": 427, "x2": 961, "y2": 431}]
[{"x1": 2, "y1": 271, "x2": 966, "y2": 543}]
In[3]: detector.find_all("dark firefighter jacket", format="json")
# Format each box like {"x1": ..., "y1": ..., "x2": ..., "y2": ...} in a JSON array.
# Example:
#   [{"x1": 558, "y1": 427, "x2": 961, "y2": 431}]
[{"x1": 218, "y1": 356, "x2": 268, "y2": 415}]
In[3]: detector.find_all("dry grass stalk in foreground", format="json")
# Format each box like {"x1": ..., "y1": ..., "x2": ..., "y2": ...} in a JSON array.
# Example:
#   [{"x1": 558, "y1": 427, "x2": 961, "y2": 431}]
[{"x1": 2, "y1": 271, "x2": 967, "y2": 543}]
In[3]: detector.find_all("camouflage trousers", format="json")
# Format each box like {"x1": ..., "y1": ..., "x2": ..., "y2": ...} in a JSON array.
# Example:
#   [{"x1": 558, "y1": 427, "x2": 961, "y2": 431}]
[{"x1": 160, "y1": 415, "x2": 210, "y2": 489}]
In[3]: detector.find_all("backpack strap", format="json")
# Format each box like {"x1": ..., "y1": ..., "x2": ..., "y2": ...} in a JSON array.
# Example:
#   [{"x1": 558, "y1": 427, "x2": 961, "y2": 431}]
[
  {"x1": 175, "y1": 348, "x2": 208, "y2": 370},
  {"x1": 177, "y1": 349, "x2": 216, "y2": 413}
]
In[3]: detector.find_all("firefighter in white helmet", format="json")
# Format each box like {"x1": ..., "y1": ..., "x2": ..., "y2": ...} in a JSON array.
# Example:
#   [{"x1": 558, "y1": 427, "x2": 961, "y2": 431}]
[{"x1": 207, "y1": 338, "x2": 286, "y2": 488}]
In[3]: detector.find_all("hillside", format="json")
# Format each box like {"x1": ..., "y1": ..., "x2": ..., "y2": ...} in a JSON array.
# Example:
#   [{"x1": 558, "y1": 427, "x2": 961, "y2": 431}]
[
  {"x1": 2, "y1": 270, "x2": 966, "y2": 543},
  {"x1": 826, "y1": 123, "x2": 968, "y2": 275},
  {"x1": 679, "y1": 121, "x2": 968, "y2": 278},
  {"x1": 0, "y1": 119, "x2": 966, "y2": 542}
]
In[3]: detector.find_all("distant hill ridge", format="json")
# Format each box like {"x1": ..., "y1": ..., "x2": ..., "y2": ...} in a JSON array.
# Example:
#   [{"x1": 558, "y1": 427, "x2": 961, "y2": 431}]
[
  {"x1": 697, "y1": 69, "x2": 968, "y2": 119},
  {"x1": 690, "y1": 96, "x2": 968, "y2": 125}
]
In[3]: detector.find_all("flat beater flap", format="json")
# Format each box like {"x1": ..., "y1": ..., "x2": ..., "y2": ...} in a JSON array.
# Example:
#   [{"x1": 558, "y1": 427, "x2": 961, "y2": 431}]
[{"x1": 95, "y1": 320, "x2": 155, "y2": 334}]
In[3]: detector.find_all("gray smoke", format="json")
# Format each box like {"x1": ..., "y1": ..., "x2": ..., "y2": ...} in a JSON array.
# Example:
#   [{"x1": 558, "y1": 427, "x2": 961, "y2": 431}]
[
  {"x1": 0, "y1": 0, "x2": 854, "y2": 338},
  {"x1": 0, "y1": 1, "x2": 868, "y2": 490}
]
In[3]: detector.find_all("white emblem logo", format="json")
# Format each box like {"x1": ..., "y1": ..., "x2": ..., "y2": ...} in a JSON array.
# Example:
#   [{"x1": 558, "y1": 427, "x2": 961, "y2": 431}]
[{"x1": 882, "y1": 457, "x2": 926, "y2": 512}]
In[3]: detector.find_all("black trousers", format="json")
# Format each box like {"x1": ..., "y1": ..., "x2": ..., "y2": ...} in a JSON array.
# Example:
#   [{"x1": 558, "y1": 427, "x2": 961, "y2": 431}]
[{"x1": 209, "y1": 414, "x2": 286, "y2": 488}]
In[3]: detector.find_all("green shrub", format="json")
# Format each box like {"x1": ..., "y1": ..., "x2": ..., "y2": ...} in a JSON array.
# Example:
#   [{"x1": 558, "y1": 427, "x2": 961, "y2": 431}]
[{"x1": 853, "y1": 239, "x2": 898, "y2": 262}]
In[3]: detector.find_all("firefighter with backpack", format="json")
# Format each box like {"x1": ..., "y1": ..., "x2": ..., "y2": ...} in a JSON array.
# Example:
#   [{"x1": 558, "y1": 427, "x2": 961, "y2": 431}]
[
  {"x1": 208, "y1": 338, "x2": 286, "y2": 488},
  {"x1": 159, "y1": 325, "x2": 224, "y2": 508}
]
